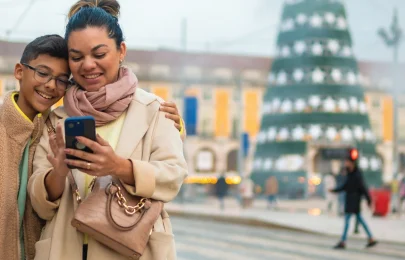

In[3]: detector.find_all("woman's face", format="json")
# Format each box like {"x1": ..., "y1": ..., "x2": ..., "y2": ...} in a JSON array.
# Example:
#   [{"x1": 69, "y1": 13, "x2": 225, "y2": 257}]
[{"x1": 67, "y1": 26, "x2": 126, "y2": 92}]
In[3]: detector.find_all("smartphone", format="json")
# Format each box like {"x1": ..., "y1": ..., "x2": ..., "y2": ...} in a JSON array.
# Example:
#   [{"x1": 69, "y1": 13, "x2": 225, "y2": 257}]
[{"x1": 64, "y1": 116, "x2": 96, "y2": 169}]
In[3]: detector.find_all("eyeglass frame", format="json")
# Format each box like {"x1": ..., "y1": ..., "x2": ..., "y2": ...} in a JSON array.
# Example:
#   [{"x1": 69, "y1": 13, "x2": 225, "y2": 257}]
[{"x1": 22, "y1": 63, "x2": 72, "y2": 91}]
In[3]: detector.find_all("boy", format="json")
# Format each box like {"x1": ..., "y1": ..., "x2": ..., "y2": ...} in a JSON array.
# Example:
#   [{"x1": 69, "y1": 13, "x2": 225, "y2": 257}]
[{"x1": 0, "y1": 34, "x2": 70, "y2": 260}]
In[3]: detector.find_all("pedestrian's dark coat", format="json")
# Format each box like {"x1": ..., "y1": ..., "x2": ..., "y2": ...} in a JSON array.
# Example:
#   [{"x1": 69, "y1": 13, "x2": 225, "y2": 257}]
[
  {"x1": 333, "y1": 167, "x2": 371, "y2": 214},
  {"x1": 215, "y1": 176, "x2": 228, "y2": 198}
]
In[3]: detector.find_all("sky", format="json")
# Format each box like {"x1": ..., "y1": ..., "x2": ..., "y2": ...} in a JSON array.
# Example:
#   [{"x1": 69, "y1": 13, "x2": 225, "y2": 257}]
[{"x1": 0, "y1": 0, "x2": 404, "y2": 62}]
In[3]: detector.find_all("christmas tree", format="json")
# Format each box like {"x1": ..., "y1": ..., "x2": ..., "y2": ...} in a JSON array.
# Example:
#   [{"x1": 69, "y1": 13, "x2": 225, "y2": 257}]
[{"x1": 251, "y1": 0, "x2": 382, "y2": 197}]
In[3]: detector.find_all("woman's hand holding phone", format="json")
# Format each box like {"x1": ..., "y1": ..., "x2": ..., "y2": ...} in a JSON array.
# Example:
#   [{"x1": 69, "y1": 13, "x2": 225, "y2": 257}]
[{"x1": 64, "y1": 134, "x2": 132, "y2": 183}]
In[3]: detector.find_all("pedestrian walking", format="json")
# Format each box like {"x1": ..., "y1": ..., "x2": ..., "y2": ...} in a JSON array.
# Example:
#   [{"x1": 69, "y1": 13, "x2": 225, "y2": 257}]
[
  {"x1": 265, "y1": 176, "x2": 279, "y2": 209},
  {"x1": 239, "y1": 177, "x2": 254, "y2": 209},
  {"x1": 215, "y1": 173, "x2": 229, "y2": 210},
  {"x1": 330, "y1": 148, "x2": 378, "y2": 249}
]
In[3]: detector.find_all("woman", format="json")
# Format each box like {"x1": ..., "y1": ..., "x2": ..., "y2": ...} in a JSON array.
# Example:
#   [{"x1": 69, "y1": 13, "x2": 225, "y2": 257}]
[{"x1": 28, "y1": 1, "x2": 187, "y2": 259}]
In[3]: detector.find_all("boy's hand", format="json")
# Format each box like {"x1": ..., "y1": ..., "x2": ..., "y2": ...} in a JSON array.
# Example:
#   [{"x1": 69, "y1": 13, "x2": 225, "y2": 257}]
[
  {"x1": 47, "y1": 123, "x2": 69, "y2": 177},
  {"x1": 159, "y1": 101, "x2": 182, "y2": 132}
]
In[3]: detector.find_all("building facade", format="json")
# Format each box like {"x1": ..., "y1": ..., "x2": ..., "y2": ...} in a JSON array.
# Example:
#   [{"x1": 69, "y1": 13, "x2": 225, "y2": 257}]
[{"x1": 0, "y1": 39, "x2": 402, "y2": 188}]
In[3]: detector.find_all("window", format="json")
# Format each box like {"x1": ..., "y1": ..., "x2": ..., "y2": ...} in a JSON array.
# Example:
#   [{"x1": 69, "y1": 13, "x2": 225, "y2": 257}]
[{"x1": 372, "y1": 98, "x2": 380, "y2": 108}]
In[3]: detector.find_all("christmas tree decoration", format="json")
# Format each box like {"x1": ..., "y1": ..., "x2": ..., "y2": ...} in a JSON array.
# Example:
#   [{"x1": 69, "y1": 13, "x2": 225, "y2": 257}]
[{"x1": 251, "y1": 0, "x2": 382, "y2": 196}]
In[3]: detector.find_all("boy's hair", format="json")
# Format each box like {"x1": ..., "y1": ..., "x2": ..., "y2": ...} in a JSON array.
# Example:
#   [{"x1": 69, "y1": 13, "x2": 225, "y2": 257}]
[{"x1": 20, "y1": 34, "x2": 69, "y2": 64}]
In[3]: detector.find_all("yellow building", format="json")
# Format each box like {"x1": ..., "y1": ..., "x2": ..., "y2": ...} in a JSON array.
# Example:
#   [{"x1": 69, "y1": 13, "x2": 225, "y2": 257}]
[{"x1": 0, "y1": 40, "x2": 403, "y2": 183}]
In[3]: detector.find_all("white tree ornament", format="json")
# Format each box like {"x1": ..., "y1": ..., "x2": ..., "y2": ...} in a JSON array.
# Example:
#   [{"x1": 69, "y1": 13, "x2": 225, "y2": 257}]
[
  {"x1": 268, "y1": 73, "x2": 276, "y2": 84},
  {"x1": 341, "y1": 127, "x2": 353, "y2": 141},
  {"x1": 253, "y1": 159, "x2": 263, "y2": 170},
  {"x1": 262, "y1": 103, "x2": 272, "y2": 115},
  {"x1": 324, "y1": 12, "x2": 336, "y2": 24},
  {"x1": 296, "y1": 13, "x2": 307, "y2": 25},
  {"x1": 282, "y1": 19, "x2": 295, "y2": 31},
  {"x1": 281, "y1": 99, "x2": 293, "y2": 113},
  {"x1": 310, "y1": 14, "x2": 323, "y2": 28},
  {"x1": 295, "y1": 98, "x2": 306, "y2": 112},
  {"x1": 294, "y1": 41, "x2": 307, "y2": 55},
  {"x1": 365, "y1": 129, "x2": 375, "y2": 141},
  {"x1": 312, "y1": 42, "x2": 323, "y2": 56},
  {"x1": 263, "y1": 159, "x2": 273, "y2": 171},
  {"x1": 336, "y1": 16, "x2": 347, "y2": 30},
  {"x1": 281, "y1": 46, "x2": 291, "y2": 57},
  {"x1": 276, "y1": 157, "x2": 287, "y2": 171},
  {"x1": 347, "y1": 71, "x2": 357, "y2": 85},
  {"x1": 277, "y1": 71, "x2": 288, "y2": 85},
  {"x1": 354, "y1": 126, "x2": 364, "y2": 140},
  {"x1": 342, "y1": 46, "x2": 352, "y2": 57},
  {"x1": 292, "y1": 126, "x2": 305, "y2": 140},
  {"x1": 331, "y1": 68, "x2": 343, "y2": 83},
  {"x1": 326, "y1": 127, "x2": 337, "y2": 140},
  {"x1": 349, "y1": 97, "x2": 358, "y2": 110},
  {"x1": 257, "y1": 131, "x2": 267, "y2": 144},
  {"x1": 293, "y1": 68, "x2": 305, "y2": 82},
  {"x1": 359, "y1": 102, "x2": 367, "y2": 114},
  {"x1": 267, "y1": 127, "x2": 277, "y2": 141},
  {"x1": 309, "y1": 95, "x2": 321, "y2": 108},
  {"x1": 285, "y1": 155, "x2": 304, "y2": 171},
  {"x1": 312, "y1": 68, "x2": 325, "y2": 83},
  {"x1": 359, "y1": 157, "x2": 369, "y2": 170},
  {"x1": 323, "y1": 97, "x2": 336, "y2": 112},
  {"x1": 328, "y1": 40, "x2": 340, "y2": 54},
  {"x1": 338, "y1": 98, "x2": 349, "y2": 112},
  {"x1": 272, "y1": 99, "x2": 281, "y2": 111},
  {"x1": 370, "y1": 157, "x2": 381, "y2": 171},
  {"x1": 278, "y1": 128, "x2": 289, "y2": 140},
  {"x1": 309, "y1": 125, "x2": 322, "y2": 139}
]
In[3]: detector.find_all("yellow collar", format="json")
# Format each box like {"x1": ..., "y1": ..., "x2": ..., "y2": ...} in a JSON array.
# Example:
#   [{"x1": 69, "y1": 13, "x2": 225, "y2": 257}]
[{"x1": 11, "y1": 92, "x2": 42, "y2": 123}]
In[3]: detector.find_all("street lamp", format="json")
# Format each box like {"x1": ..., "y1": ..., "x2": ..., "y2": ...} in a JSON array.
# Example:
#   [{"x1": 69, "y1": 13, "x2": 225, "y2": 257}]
[{"x1": 377, "y1": 8, "x2": 403, "y2": 180}]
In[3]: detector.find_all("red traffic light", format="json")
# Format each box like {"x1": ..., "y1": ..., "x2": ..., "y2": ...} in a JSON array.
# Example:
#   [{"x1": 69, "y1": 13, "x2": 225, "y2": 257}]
[{"x1": 350, "y1": 148, "x2": 359, "y2": 161}]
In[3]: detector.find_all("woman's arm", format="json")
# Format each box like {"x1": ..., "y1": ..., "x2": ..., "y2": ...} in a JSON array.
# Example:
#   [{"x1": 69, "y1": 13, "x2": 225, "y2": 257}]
[{"x1": 122, "y1": 110, "x2": 188, "y2": 202}]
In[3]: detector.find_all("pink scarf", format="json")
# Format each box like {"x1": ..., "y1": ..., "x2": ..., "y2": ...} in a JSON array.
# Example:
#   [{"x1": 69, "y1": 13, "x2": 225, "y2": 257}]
[{"x1": 64, "y1": 67, "x2": 137, "y2": 126}]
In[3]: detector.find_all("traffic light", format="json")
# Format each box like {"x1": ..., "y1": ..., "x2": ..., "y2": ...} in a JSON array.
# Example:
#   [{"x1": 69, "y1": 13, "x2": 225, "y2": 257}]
[{"x1": 348, "y1": 148, "x2": 359, "y2": 161}]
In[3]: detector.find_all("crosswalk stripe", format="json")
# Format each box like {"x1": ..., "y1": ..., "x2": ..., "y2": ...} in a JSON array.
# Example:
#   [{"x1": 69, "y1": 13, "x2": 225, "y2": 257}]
[
  {"x1": 176, "y1": 235, "x2": 309, "y2": 260},
  {"x1": 173, "y1": 219, "x2": 404, "y2": 260}
]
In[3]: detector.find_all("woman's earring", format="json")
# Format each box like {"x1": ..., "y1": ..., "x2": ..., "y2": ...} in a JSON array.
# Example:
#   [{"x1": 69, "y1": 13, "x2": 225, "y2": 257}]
[{"x1": 119, "y1": 59, "x2": 123, "y2": 66}]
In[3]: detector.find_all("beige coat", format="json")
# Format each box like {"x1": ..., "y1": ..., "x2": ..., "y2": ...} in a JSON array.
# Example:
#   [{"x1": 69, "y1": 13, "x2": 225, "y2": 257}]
[
  {"x1": 28, "y1": 88, "x2": 188, "y2": 260},
  {"x1": 265, "y1": 177, "x2": 278, "y2": 195},
  {"x1": 0, "y1": 92, "x2": 45, "y2": 260}
]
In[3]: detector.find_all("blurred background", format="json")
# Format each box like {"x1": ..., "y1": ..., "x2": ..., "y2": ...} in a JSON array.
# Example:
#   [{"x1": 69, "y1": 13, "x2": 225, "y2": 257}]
[{"x1": 1, "y1": 0, "x2": 405, "y2": 259}]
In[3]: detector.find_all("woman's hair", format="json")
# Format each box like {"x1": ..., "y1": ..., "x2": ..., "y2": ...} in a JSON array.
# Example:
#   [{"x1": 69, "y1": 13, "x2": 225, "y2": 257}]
[{"x1": 65, "y1": 0, "x2": 124, "y2": 48}]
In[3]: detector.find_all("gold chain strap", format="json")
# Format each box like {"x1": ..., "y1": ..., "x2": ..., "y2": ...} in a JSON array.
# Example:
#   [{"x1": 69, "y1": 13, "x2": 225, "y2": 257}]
[
  {"x1": 74, "y1": 189, "x2": 82, "y2": 203},
  {"x1": 113, "y1": 184, "x2": 147, "y2": 215}
]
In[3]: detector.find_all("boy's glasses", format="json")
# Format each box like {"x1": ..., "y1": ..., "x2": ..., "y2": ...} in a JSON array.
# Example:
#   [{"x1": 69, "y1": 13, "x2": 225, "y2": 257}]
[{"x1": 22, "y1": 63, "x2": 71, "y2": 91}]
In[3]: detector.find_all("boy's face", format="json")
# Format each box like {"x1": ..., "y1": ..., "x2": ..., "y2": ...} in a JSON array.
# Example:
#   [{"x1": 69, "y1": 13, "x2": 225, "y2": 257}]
[{"x1": 14, "y1": 54, "x2": 69, "y2": 114}]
